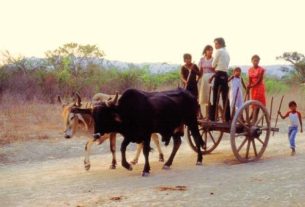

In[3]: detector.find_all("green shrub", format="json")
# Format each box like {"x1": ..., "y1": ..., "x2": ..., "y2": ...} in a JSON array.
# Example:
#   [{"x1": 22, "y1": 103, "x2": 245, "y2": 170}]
[{"x1": 265, "y1": 77, "x2": 289, "y2": 94}]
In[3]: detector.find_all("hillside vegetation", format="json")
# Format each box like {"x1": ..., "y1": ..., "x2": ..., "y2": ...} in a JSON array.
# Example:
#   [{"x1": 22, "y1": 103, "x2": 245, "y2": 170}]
[{"x1": 0, "y1": 43, "x2": 303, "y2": 103}]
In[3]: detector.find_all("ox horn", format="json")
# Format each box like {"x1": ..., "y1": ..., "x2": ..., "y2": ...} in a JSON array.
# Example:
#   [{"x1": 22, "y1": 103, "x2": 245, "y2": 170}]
[
  {"x1": 57, "y1": 95, "x2": 62, "y2": 104},
  {"x1": 75, "y1": 92, "x2": 82, "y2": 107},
  {"x1": 57, "y1": 95, "x2": 66, "y2": 107},
  {"x1": 107, "y1": 92, "x2": 119, "y2": 106}
]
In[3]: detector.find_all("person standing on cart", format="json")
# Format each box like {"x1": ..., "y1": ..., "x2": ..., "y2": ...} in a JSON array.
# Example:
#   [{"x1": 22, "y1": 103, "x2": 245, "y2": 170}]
[
  {"x1": 198, "y1": 45, "x2": 215, "y2": 119},
  {"x1": 180, "y1": 53, "x2": 201, "y2": 99},
  {"x1": 209, "y1": 37, "x2": 231, "y2": 122},
  {"x1": 247, "y1": 55, "x2": 266, "y2": 121}
]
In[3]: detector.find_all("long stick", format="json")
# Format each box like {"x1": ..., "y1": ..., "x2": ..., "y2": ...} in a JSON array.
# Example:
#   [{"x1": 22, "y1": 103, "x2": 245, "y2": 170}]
[
  {"x1": 231, "y1": 87, "x2": 240, "y2": 118},
  {"x1": 184, "y1": 68, "x2": 192, "y2": 89},
  {"x1": 273, "y1": 96, "x2": 284, "y2": 136}
]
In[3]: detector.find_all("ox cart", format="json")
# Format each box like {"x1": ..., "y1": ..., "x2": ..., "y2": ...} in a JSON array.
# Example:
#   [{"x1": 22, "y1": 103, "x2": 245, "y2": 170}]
[{"x1": 187, "y1": 90, "x2": 281, "y2": 163}]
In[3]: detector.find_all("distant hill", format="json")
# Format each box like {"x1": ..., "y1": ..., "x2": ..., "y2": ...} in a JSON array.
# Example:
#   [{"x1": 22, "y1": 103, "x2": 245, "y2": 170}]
[{"x1": 6, "y1": 57, "x2": 294, "y2": 78}]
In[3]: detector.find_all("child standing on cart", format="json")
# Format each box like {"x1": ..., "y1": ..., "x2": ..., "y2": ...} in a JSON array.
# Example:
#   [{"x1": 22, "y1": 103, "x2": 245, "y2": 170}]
[
  {"x1": 180, "y1": 53, "x2": 201, "y2": 99},
  {"x1": 278, "y1": 101, "x2": 303, "y2": 156},
  {"x1": 228, "y1": 67, "x2": 246, "y2": 110}
]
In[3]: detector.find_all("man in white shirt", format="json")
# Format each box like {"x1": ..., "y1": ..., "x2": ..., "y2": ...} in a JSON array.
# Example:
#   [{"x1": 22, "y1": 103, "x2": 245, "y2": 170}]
[{"x1": 209, "y1": 37, "x2": 231, "y2": 122}]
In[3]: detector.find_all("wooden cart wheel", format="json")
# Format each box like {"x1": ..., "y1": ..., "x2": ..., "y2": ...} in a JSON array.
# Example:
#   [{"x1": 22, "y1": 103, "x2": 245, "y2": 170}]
[
  {"x1": 187, "y1": 126, "x2": 223, "y2": 154},
  {"x1": 187, "y1": 105, "x2": 224, "y2": 154},
  {"x1": 230, "y1": 100, "x2": 271, "y2": 162}
]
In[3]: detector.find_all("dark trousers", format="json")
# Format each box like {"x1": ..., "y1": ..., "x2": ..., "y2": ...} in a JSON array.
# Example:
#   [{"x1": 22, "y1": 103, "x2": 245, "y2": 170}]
[
  {"x1": 186, "y1": 83, "x2": 198, "y2": 99},
  {"x1": 210, "y1": 71, "x2": 231, "y2": 122}
]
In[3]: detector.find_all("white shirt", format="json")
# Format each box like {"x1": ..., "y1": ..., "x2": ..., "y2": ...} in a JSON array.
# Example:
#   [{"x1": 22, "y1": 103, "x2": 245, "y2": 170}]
[
  {"x1": 212, "y1": 48, "x2": 230, "y2": 72},
  {"x1": 287, "y1": 111, "x2": 301, "y2": 127}
]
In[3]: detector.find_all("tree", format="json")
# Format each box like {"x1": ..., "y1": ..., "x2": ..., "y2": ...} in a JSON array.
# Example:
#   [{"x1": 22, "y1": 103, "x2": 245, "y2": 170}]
[
  {"x1": 45, "y1": 42, "x2": 105, "y2": 73},
  {"x1": 1, "y1": 50, "x2": 27, "y2": 73},
  {"x1": 277, "y1": 52, "x2": 305, "y2": 83}
]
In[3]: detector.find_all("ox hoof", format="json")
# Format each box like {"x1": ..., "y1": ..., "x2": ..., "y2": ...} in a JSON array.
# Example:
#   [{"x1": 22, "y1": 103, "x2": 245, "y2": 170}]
[
  {"x1": 142, "y1": 172, "x2": 150, "y2": 177},
  {"x1": 109, "y1": 165, "x2": 116, "y2": 169},
  {"x1": 84, "y1": 160, "x2": 91, "y2": 171},
  {"x1": 159, "y1": 154, "x2": 164, "y2": 162},
  {"x1": 162, "y1": 165, "x2": 170, "y2": 170},
  {"x1": 130, "y1": 160, "x2": 138, "y2": 165},
  {"x1": 84, "y1": 163, "x2": 91, "y2": 171},
  {"x1": 123, "y1": 164, "x2": 133, "y2": 171},
  {"x1": 196, "y1": 161, "x2": 203, "y2": 166}
]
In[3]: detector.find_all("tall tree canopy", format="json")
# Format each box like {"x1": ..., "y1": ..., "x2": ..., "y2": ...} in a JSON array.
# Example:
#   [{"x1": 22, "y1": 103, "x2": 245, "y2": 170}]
[
  {"x1": 45, "y1": 43, "x2": 105, "y2": 73},
  {"x1": 277, "y1": 52, "x2": 305, "y2": 83}
]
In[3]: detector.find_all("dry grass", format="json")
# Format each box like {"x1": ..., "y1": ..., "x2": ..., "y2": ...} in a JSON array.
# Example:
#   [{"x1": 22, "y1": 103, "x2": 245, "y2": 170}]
[
  {"x1": 0, "y1": 87, "x2": 304, "y2": 145},
  {"x1": 268, "y1": 87, "x2": 305, "y2": 119},
  {"x1": 0, "y1": 99, "x2": 63, "y2": 145}
]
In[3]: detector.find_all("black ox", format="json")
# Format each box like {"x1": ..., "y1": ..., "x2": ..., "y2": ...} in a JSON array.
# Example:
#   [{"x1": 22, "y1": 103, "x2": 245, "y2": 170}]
[{"x1": 73, "y1": 88, "x2": 205, "y2": 176}]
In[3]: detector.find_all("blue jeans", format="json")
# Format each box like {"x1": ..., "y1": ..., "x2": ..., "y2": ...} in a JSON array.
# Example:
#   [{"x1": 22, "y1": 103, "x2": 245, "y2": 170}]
[{"x1": 288, "y1": 126, "x2": 298, "y2": 149}]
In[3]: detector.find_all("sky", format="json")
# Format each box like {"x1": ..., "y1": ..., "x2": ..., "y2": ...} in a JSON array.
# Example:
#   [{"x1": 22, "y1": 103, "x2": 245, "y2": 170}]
[{"x1": 0, "y1": 0, "x2": 304, "y2": 65}]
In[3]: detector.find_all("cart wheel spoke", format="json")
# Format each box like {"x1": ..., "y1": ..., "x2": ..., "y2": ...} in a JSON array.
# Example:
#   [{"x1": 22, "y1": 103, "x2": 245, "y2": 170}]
[
  {"x1": 200, "y1": 130, "x2": 205, "y2": 138},
  {"x1": 237, "y1": 137, "x2": 248, "y2": 152},
  {"x1": 252, "y1": 140, "x2": 258, "y2": 157},
  {"x1": 255, "y1": 114, "x2": 265, "y2": 126},
  {"x1": 245, "y1": 106, "x2": 251, "y2": 125},
  {"x1": 237, "y1": 119, "x2": 249, "y2": 129},
  {"x1": 208, "y1": 131, "x2": 216, "y2": 144},
  {"x1": 204, "y1": 132, "x2": 208, "y2": 145},
  {"x1": 256, "y1": 137, "x2": 265, "y2": 146},
  {"x1": 245, "y1": 139, "x2": 251, "y2": 159}
]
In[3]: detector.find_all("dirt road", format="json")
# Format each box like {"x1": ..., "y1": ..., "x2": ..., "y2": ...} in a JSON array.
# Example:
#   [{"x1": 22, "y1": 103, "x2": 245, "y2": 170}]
[{"x1": 1, "y1": 122, "x2": 305, "y2": 207}]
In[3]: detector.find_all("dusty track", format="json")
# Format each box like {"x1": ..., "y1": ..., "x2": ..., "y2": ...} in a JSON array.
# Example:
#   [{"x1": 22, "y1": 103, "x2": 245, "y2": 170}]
[{"x1": 1, "y1": 121, "x2": 305, "y2": 207}]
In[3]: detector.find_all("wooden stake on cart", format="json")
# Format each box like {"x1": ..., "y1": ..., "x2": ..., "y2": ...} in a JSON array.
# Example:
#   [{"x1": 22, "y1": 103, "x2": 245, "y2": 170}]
[
  {"x1": 269, "y1": 96, "x2": 274, "y2": 120},
  {"x1": 231, "y1": 87, "x2": 240, "y2": 118},
  {"x1": 273, "y1": 96, "x2": 284, "y2": 136}
]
